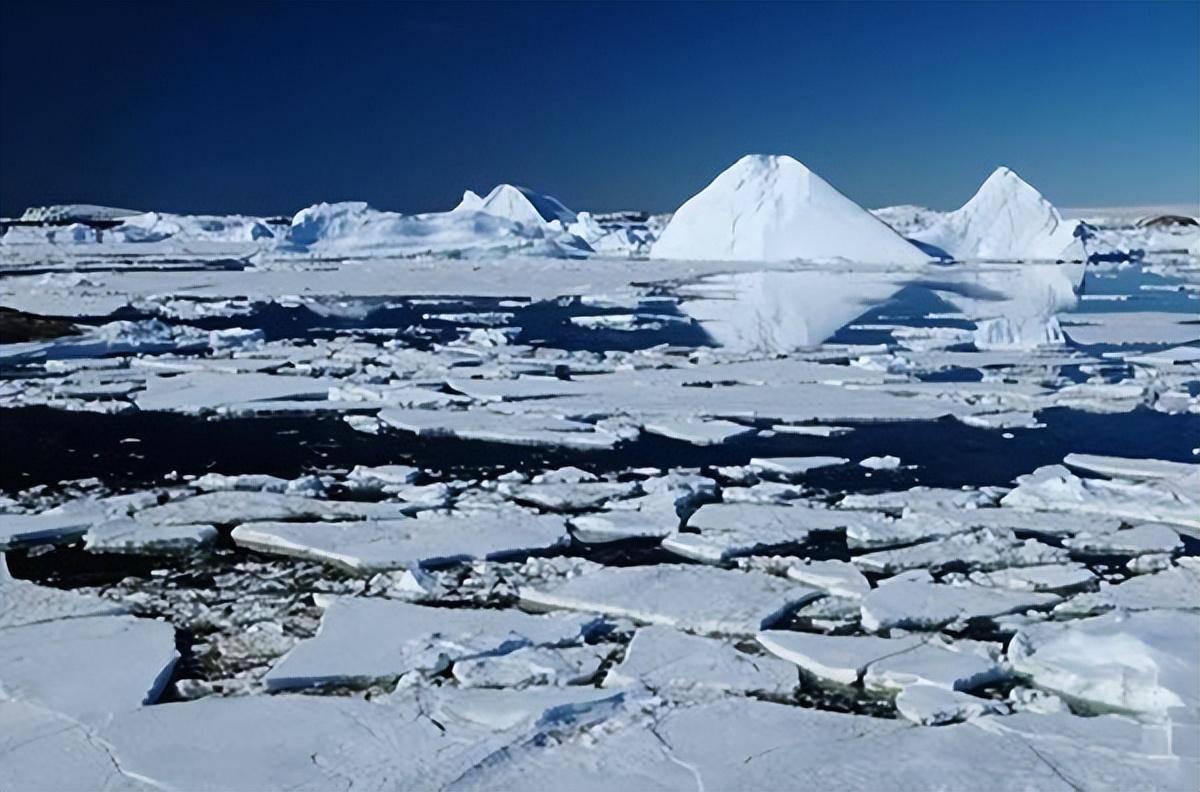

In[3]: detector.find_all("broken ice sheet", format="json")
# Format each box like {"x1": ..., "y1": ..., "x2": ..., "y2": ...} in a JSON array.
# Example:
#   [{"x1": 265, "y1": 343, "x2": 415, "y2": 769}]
[
  {"x1": 604, "y1": 624, "x2": 797, "y2": 697},
  {"x1": 519, "y1": 564, "x2": 820, "y2": 636},
  {"x1": 452, "y1": 644, "x2": 611, "y2": 688},
  {"x1": 264, "y1": 597, "x2": 602, "y2": 690},
  {"x1": 230, "y1": 510, "x2": 570, "y2": 574},
  {"x1": 859, "y1": 579, "x2": 1059, "y2": 632}
]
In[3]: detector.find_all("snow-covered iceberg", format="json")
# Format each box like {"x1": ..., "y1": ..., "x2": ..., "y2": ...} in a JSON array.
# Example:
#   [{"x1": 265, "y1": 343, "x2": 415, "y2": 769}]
[
  {"x1": 911, "y1": 167, "x2": 1086, "y2": 261},
  {"x1": 650, "y1": 155, "x2": 930, "y2": 264}
]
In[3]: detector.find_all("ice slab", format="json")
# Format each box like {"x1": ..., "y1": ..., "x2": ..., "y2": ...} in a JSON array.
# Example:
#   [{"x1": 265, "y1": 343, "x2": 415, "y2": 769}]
[
  {"x1": 230, "y1": 511, "x2": 569, "y2": 574},
  {"x1": 1064, "y1": 523, "x2": 1182, "y2": 556},
  {"x1": 101, "y1": 693, "x2": 505, "y2": 791},
  {"x1": 642, "y1": 418, "x2": 756, "y2": 446},
  {"x1": 1053, "y1": 563, "x2": 1200, "y2": 617},
  {"x1": 520, "y1": 564, "x2": 820, "y2": 636},
  {"x1": 750, "y1": 456, "x2": 849, "y2": 477},
  {"x1": 0, "y1": 701, "x2": 156, "y2": 791},
  {"x1": 134, "y1": 371, "x2": 335, "y2": 412},
  {"x1": 757, "y1": 630, "x2": 925, "y2": 686},
  {"x1": 853, "y1": 528, "x2": 1067, "y2": 574},
  {"x1": 969, "y1": 563, "x2": 1096, "y2": 593},
  {"x1": 379, "y1": 407, "x2": 623, "y2": 449},
  {"x1": 0, "y1": 509, "x2": 95, "y2": 549},
  {"x1": 863, "y1": 641, "x2": 1004, "y2": 694},
  {"x1": 667, "y1": 502, "x2": 860, "y2": 564},
  {"x1": 785, "y1": 559, "x2": 871, "y2": 598},
  {"x1": 0, "y1": 560, "x2": 127, "y2": 629},
  {"x1": 1002, "y1": 464, "x2": 1200, "y2": 531},
  {"x1": 0, "y1": 615, "x2": 177, "y2": 728},
  {"x1": 860, "y1": 580, "x2": 1059, "y2": 631},
  {"x1": 265, "y1": 597, "x2": 599, "y2": 689},
  {"x1": 567, "y1": 509, "x2": 676, "y2": 543},
  {"x1": 84, "y1": 518, "x2": 217, "y2": 554},
  {"x1": 1063, "y1": 453, "x2": 1200, "y2": 481},
  {"x1": 604, "y1": 624, "x2": 797, "y2": 696},
  {"x1": 1062, "y1": 311, "x2": 1200, "y2": 346},
  {"x1": 133, "y1": 490, "x2": 414, "y2": 526}
]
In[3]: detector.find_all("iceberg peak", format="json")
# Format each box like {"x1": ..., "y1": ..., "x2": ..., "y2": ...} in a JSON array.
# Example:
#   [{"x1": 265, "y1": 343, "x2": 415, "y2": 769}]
[{"x1": 650, "y1": 154, "x2": 929, "y2": 264}]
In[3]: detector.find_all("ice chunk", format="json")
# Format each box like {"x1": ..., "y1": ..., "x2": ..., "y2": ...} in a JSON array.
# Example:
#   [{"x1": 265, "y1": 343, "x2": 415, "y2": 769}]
[
  {"x1": 860, "y1": 455, "x2": 902, "y2": 470},
  {"x1": 750, "y1": 456, "x2": 849, "y2": 477},
  {"x1": 0, "y1": 509, "x2": 95, "y2": 549},
  {"x1": 1009, "y1": 610, "x2": 1198, "y2": 727},
  {"x1": 134, "y1": 370, "x2": 334, "y2": 412},
  {"x1": 895, "y1": 684, "x2": 1002, "y2": 725},
  {"x1": 508, "y1": 481, "x2": 637, "y2": 512},
  {"x1": 651, "y1": 155, "x2": 929, "y2": 264},
  {"x1": 230, "y1": 511, "x2": 569, "y2": 574},
  {"x1": 1062, "y1": 311, "x2": 1200, "y2": 346},
  {"x1": 605, "y1": 625, "x2": 797, "y2": 696},
  {"x1": 520, "y1": 564, "x2": 820, "y2": 636},
  {"x1": 860, "y1": 579, "x2": 1058, "y2": 631},
  {"x1": 265, "y1": 598, "x2": 599, "y2": 690},
  {"x1": 452, "y1": 644, "x2": 609, "y2": 688}
]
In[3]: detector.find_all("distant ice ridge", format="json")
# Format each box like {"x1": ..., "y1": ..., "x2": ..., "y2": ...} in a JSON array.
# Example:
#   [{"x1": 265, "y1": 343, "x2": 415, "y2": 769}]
[
  {"x1": 910, "y1": 167, "x2": 1086, "y2": 262},
  {"x1": 650, "y1": 155, "x2": 930, "y2": 265},
  {"x1": 2, "y1": 209, "x2": 277, "y2": 245}
]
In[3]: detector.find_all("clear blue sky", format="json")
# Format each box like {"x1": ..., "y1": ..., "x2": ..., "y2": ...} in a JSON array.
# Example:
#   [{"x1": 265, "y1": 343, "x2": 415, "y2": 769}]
[{"x1": 2, "y1": 1, "x2": 1197, "y2": 216}]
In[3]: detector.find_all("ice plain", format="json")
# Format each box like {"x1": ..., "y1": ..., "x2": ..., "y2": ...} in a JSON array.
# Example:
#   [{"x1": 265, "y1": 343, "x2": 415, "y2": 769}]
[{"x1": 1, "y1": 157, "x2": 1198, "y2": 790}]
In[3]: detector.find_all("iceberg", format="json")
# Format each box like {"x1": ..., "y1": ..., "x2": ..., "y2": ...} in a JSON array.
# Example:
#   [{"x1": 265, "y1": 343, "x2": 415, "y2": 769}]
[
  {"x1": 650, "y1": 155, "x2": 930, "y2": 264},
  {"x1": 911, "y1": 167, "x2": 1086, "y2": 261}
]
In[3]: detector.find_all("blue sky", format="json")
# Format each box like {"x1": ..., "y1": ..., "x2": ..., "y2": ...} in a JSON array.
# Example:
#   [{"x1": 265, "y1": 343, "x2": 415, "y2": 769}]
[{"x1": 2, "y1": 1, "x2": 1197, "y2": 215}]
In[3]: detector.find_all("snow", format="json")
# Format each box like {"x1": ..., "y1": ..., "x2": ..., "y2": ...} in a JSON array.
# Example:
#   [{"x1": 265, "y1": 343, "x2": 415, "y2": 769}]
[
  {"x1": 265, "y1": 597, "x2": 600, "y2": 689},
  {"x1": 895, "y1": 684, "x2": 1002, "y2": 725},
  {"x1": 911, "y1": 167, "x2": 1085, "y2": 261},
  {"x1": 651, "y1": 155, "x2": 930, "y2": 264},
  {"x1": 520, "y1": 564, "x2": 820, "y2": 636}
]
